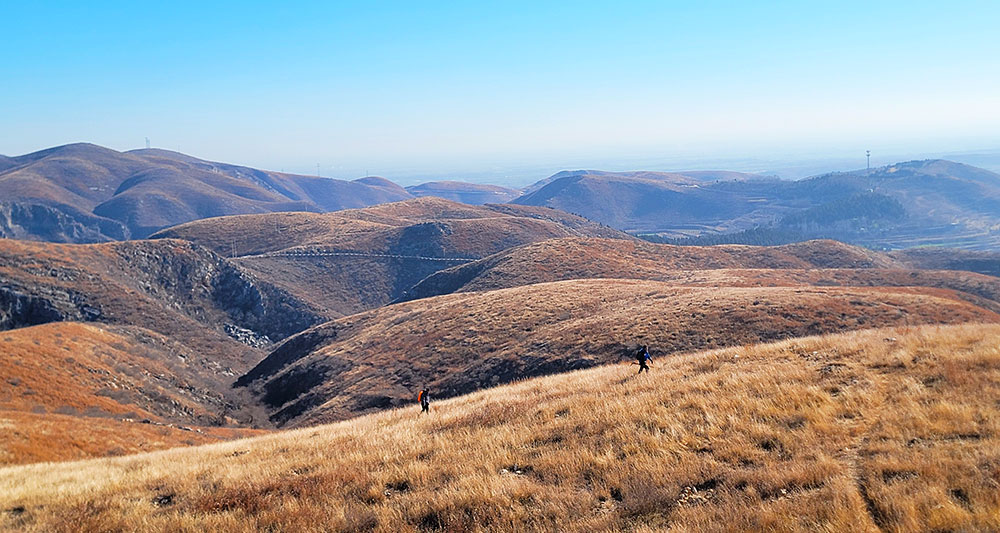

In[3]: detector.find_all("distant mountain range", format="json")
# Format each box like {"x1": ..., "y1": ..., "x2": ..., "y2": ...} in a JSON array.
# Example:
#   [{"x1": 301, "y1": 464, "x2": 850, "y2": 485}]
[
  {"x1": 0, "y1": 144, "x2": 522, "y2": 243},
  {"x1": 4, "y1": 143, "x2": 1000, "y2": 250},
  {"x1": 512, "y1": 161, "x2": 1000, "y2": 250}
]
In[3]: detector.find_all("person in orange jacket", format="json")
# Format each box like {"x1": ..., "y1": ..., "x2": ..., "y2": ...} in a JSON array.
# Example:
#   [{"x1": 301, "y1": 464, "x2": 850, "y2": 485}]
[{"x1": 418, "y1": 387, "x2": 430, "y2": 414}]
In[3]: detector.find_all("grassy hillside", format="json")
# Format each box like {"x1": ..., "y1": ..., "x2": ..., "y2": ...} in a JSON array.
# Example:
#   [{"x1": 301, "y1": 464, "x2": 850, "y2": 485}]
[
  {"x1": 153, "y1": 197, "x2": 628, "y2": 257},
  {"x1": 154, "y1": 198, "x2": 632, "y2": 316},
  {"x1": 236, "y1": 279, "x2": 999, "y2": 427},
  {"x1": 402, "y1": 238, "x2": 904, "y2": 300},
  {"x1": 401, "y1": 238, "x2": 1000, "y2": 313},
  {"x1": 2, "y1": 323, "x2": 997, "y2": 532},
  {"x1": 0, "y1": 238, "x2": 324, "y2": 360},
  {"x1": 0, "y1": 322, "x2": 266, "y2": 465}
]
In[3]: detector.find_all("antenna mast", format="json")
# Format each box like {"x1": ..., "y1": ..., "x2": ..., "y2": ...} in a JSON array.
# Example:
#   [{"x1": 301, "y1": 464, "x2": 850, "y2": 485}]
[
  {"x1": 866, "y1": 150, "x2": 871, "y2": 171},
  {"x1": 145, "y1": 137, "x2": 150, "y2": 149}
]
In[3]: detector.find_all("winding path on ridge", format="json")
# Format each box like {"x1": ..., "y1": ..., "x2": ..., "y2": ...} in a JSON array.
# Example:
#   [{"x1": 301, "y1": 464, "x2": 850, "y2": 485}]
[{"x1": 238, "y1": 250, "x2": 479, "y2": 262}]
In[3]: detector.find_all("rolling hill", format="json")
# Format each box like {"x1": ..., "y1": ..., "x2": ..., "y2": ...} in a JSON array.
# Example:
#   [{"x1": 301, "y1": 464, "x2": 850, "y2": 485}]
[
  {"x1": 3, "y1": 323, "x2": 997, "y2": 532},
  {"x1": 152, "y1": 198, "x2": 632, "y2": 316},
  {"x1": 402, "y1": 238, "x2": 1000, "y2": 314},
  {"x1": 405, "y1": 181, "x2": 521, "y2": 204},
  {"x1": 235, "y1": 278, "x2": 999, "y2": 427},
  {"x1": 402, "y1": 238, "x2": 899, "y2": 300},
  {"x1": 513, "y1": 160, "x2": 1000, "y2": 249},
  {"x1": 0, "y1": 143, "x2": 413, "y2": 242},
  {"x1": 519, "y1": 169, "x2": 765, "y2": 196}
]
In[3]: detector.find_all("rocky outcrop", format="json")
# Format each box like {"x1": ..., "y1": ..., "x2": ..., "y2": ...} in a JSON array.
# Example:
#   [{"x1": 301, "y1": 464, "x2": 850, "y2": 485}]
[
  {"x1": 0, "y1": 202, "x2": 128, "y2": 243},
  {"x1": 0, "y1": 240, "x2": 327, "y2": 348}
]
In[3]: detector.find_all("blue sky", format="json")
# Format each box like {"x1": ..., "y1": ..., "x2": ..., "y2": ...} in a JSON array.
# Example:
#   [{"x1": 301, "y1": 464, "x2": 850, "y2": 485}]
[{"x1": 3, "y1": 1, "x2": 999, "y2": 183}]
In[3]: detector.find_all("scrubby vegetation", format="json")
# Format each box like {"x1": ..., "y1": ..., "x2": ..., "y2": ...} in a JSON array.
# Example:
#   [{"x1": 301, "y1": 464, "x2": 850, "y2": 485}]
[
  {"x1": 2, "y1": 323, "x2": 998, "y2": 532},
  {"x1": 779, "y1": 192, "x2": 906, "y2": 230}
]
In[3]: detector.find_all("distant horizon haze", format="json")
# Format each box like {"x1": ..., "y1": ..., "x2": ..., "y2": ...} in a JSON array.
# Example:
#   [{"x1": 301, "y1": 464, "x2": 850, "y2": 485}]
[
  {"x1": 3, "y1": 1, "x2": 999, "y2": 185},
  {"x1": 4, "y1": 140, "x2": 1000, "y2": 188}
]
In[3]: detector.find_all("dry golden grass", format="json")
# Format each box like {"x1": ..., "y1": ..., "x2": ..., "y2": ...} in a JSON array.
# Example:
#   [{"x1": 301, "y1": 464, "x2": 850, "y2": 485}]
[
  {"x1": 1, "y1": 323, "x2": 209, "y2": 419},
  {"x1": 405, "y1": 237, "x2": 912, "y2": 301},
  {"x1": 1, "y1": 323, "x2": 997, "y2": 532},
  {"x1": 241, "y1": 278, "x2": 999, "y2": 426},
  {"x1": 0, "y1": 411, "x2": 262, "y2": 466},
  {"x1": 0, "y1": 322, "x2": 266, "y2": 465}
]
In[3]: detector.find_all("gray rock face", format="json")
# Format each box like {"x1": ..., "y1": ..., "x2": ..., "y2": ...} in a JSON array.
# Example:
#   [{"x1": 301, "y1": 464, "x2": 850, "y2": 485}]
[
  {"x1": 0, "y1": 285, "x2": 76, "y2": 329},
  {"x1": 0, "y1": 240, "x2": 326, "y2": 347},
  {"x1": 0, "y1": 202, "x2": 129, "y2": 243}
]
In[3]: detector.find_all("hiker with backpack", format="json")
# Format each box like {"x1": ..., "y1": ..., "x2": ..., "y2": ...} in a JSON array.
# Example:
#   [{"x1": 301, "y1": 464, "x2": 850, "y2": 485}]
[
  {"x1": 418, "y1": 387, "x2": 430, "y2": 414},
  {"x1": 636, "y1": 345, "x2": 652, "y2": 374}
]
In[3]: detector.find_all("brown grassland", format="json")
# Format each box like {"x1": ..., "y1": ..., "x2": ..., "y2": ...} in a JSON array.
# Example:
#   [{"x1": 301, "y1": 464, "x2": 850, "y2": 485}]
[
  {"x1": 401, "y1": 237, "x2": 967, "y2": 301},
  {"x1": 0, "y1": 322, "x2": 264, "y2": 464},
  {"x1": 1, "y1": 323, "x2": 997, "y2": 532},
  {"x1": 238, "y1": 278, "x2": 999, "y2": 426},
  {"x1": 153, "y1": 198, "x2": 628, "y2": 258}
]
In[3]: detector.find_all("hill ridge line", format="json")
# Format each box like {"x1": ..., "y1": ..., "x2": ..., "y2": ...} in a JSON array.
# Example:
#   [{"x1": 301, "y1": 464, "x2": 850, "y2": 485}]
[{"x1": 241, "y1": 250, "x2": 480, "y2": 262}]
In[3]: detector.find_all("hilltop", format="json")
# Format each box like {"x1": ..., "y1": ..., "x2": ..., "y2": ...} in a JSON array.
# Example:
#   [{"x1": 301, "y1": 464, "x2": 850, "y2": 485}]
[
  {"x1": 153, "y1": 198, "x2": 631, "y2": 316},
  {"x1": 519, "y1": 169, "x2": 765, "y2": 196},
  {"x1": 0, "y1": 143, "x2": 412, "y2": 242},
  {"x1": 235, "y1": 278, "x2": 998, "y2": 427},
  {"x1": 3, "y1": 323, "x2": 997, "y2": 532},
  {"x1": 405, "y1": 181, "x2": 521, "y2": 204},
  {"x1": 514, "y1": 160, "x2": 1000, "y2": 250}
]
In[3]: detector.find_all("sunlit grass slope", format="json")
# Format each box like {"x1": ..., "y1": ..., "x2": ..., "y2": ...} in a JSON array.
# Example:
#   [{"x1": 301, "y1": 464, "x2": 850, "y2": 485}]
[
  {"x1": 2, "y1": 323, "x2": 998, "y2": 532},
  {"x1": 0, "y1": 323, "x2": 264, "y2": 465}
]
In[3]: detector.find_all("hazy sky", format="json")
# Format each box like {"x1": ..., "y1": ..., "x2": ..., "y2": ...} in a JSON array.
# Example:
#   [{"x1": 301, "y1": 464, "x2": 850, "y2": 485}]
[{"x1": 3, "y1": 1, "x2": 999, "y2": 183}]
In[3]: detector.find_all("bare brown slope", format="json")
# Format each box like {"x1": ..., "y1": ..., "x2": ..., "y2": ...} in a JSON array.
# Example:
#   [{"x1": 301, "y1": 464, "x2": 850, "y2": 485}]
[
  {"x1": 0, "y1": 323, "x2": 265, "y2": 465},
  {"x1": 8, "y1": 323, "x2": 998, "y2": 532},
  {"x1": 237, "y1": 279, "x2": 999, "y2": 427},
  {"x1": 154, "y1": 198, "x2": 632, "y2": 316}
]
